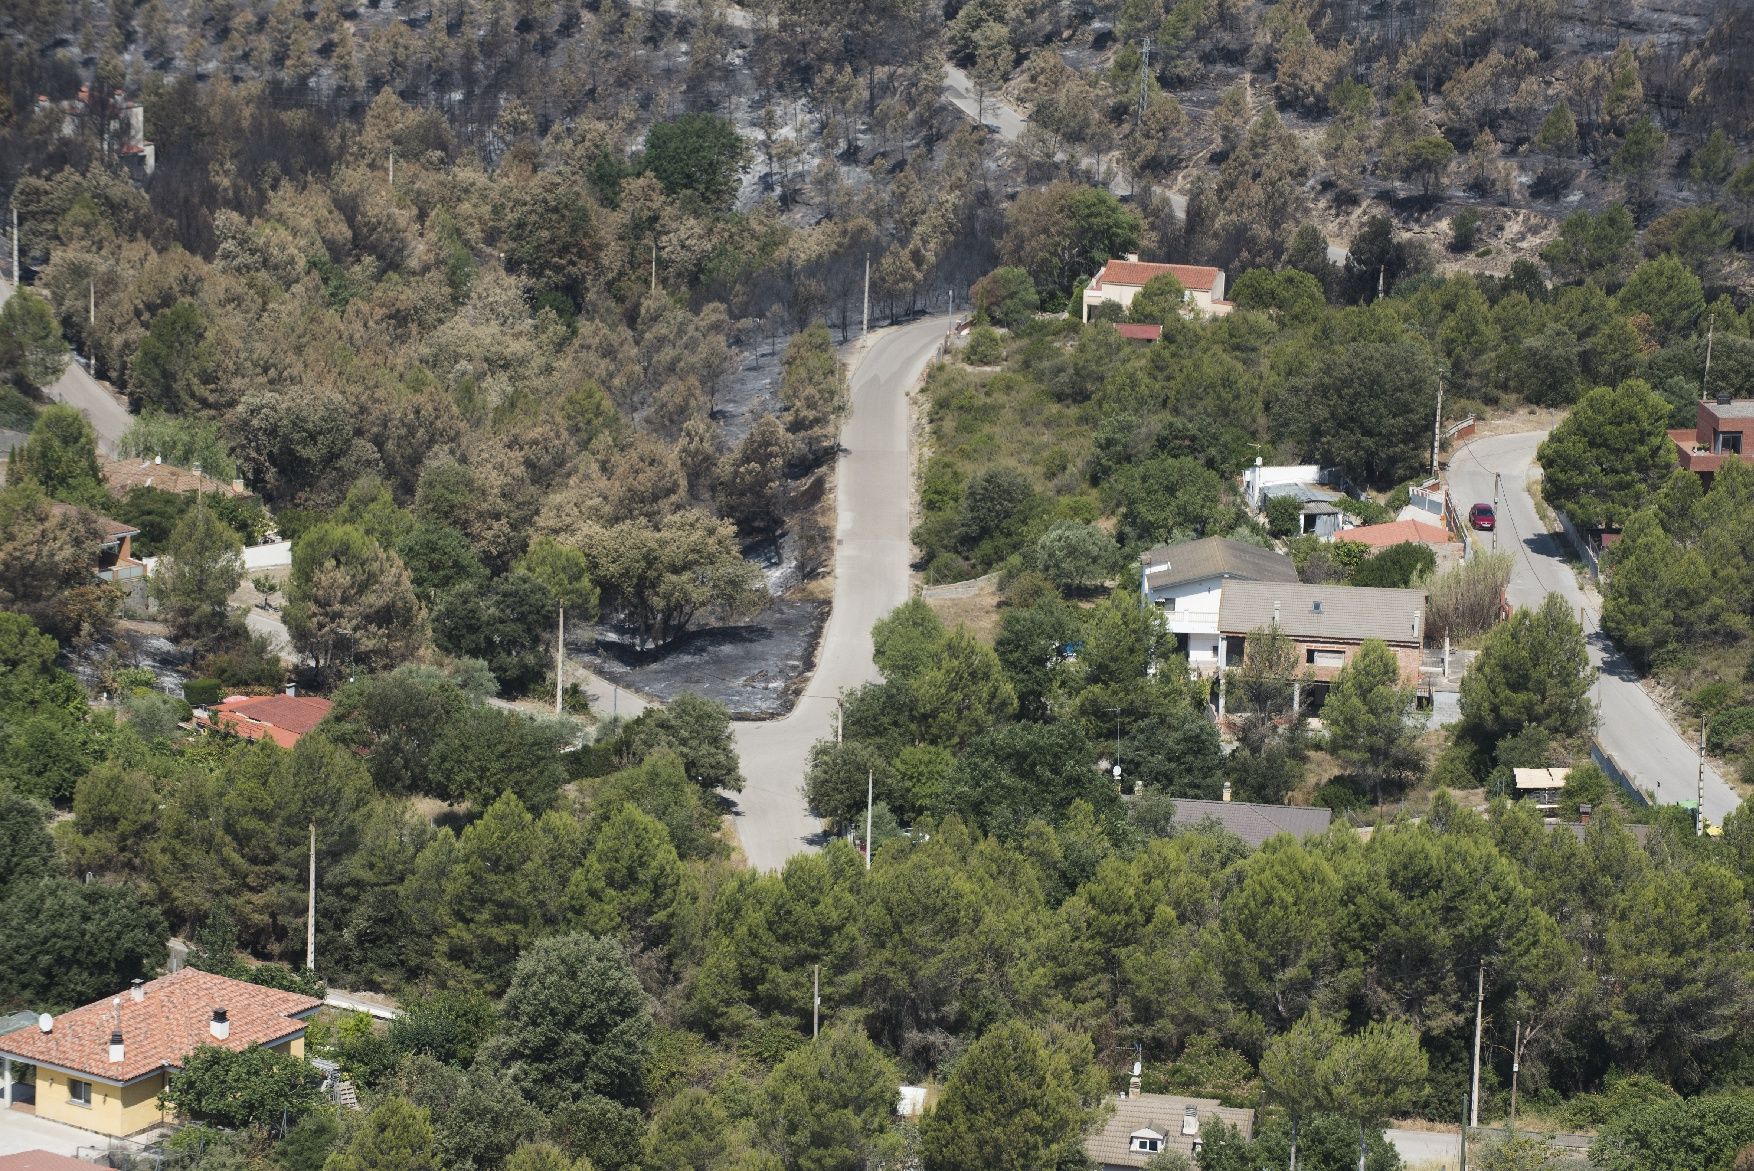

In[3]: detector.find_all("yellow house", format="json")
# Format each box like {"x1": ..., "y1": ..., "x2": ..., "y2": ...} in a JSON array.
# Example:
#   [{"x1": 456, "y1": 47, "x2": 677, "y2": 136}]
[{"x1": 0, "y1": 968, "x2": 321, "y2": 1138}]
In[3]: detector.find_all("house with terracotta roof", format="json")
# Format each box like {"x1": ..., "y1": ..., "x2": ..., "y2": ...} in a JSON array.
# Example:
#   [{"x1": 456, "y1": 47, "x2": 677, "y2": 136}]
[
  {"x1": 0, "y1": 969, "x2": 321, "y2": 1138},
  {"x1": 193, "y1": 690, "x2": 333, "y2": 749},
  {"x1": 1081, "y1": 255, "x2": 1232, "y2": 321},
  {"x1": 97, "y1": 455, "x2": 249, "y2": 500},
  {"x1": 1338, "y1": 519, "x2": 1463, "y2": 567}
]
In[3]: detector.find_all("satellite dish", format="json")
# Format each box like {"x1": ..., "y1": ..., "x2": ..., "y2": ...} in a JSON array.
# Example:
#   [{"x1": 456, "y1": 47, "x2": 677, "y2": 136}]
[{"x1": 38, "y1": 1013, "x2": 53, "y2": 1033}]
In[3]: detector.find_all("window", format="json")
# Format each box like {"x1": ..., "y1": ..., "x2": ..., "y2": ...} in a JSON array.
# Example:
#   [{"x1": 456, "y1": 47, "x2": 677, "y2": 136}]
[
  {"x1": 1162, "y1": 596, "x2": 1177, "y2": 612},
  {"x1": 68, "y1": 1079, "x2": 92, "y2": 1107},
  {"x1": 1718, "y1": 431, "x2": 1743, "y2": 456},
  {"x1": 1131, "y1": 1137, "x2": 1162, "y2": 1153},
  {"x1": 1306, "y1": 648, "x2": 1346, "y2": 668}
]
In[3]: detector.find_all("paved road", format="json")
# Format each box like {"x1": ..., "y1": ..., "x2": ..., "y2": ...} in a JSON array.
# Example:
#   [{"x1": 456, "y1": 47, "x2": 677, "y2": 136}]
[
  {"x1": 1448, "y1": 430, "x2": 1739, "y2": 822},
  {"x1": 728, "y1": 316, "x2": 949, "y2": 872},
  {"x1": 1386, "y1": 1128, "x2": 1466, "y2": 1168},
  {"x1": 0, "y1": 276, "x2": 133, "y2": 454}
]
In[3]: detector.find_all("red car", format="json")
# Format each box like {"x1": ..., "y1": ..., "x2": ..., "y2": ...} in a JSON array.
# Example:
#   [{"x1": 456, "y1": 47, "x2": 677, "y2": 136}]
[{"x1": 1469, "y1": 502, "x2": 1496, "y2": 531}]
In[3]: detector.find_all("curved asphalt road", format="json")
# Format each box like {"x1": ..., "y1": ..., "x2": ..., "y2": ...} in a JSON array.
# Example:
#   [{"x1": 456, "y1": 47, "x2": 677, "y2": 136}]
[
  {"x1": 1448, "y1": 430, "x2": 1739, "y2": 823},
  {"x1": 728, "y1": 316, "x2": 949, "y2": 871},
  {"x1": 0, "y1": 276, "x2": 133, "y2": 454}
]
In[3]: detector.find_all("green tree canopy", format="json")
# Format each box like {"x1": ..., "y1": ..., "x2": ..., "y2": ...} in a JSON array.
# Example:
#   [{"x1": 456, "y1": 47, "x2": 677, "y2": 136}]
[
  {"x1": 0, "y1": 286, "x2": 68, "y2": 388},
  {"x1": 161, "y1": 1043, "x2": 323, "y2": 1133},
  {"x1": 642, "y1": 113, "x2": 753, "y2": 210},
  {"x1": 920, "y1": 1020, "x2": 1102, "y2": 1171},
  {"x1": 1538, "y1": 379, "x2": 1678, "y2": 531},
  {"x1": 149, "y1": 499, "x2": 245, "y2": 647},
  {"x1": 481, "y1": 933, "x2": 653, "y2": 1111}
]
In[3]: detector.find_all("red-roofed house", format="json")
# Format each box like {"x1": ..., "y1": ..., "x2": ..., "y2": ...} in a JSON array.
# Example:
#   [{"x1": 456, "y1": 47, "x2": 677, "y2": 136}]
[
  {"x1": 1338, "y1": 519, "x2": 1464, "y2": 568},
  {"x1": 1082, "y1": 255, "x2": 1233, "y2": 321},
  {"x1": 193, "y1": 691, "x2": 333, "y2": 749},
  {"x1": 0, "y1": 969, "x2": 321, "y2": 1137}
]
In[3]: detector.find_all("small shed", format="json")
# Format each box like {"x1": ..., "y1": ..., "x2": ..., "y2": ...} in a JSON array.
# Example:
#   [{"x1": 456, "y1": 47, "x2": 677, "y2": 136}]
[{"x1": 1513, "y1": 767, "x2": 1570, "y2": 814}]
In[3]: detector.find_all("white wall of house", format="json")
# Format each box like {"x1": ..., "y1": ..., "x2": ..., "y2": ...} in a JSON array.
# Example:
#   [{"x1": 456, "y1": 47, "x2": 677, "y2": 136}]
[
  {"x1": 1082, "y1": 280, "x2": 1226, "y2": 322},
  {"x1": 1241, "y1": 464, "x2": 1324, "y2": 509},
  {"x1": 1142, "y1": 577, "x2": 1226, "y2": 669}
]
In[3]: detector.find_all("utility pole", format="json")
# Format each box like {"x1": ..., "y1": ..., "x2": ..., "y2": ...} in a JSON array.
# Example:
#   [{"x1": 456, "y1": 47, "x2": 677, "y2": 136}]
[
  {"x1": 10, "y1": 203, "x2": 17, "y2": 285},
  {"x1": 651, "y1": 238, "x2": 658, "y2": 294},
  {"x1": 1108, "y1": 706, "x2": 1122, "y2": 786},
  {"x1": 1509, "y1": 1020, "x2": 1522, "y2": 1143},
  {"x1": 1698, "y1": 719, "x2": 1707, "y2": 836},
  {"x1": 1135, "y1": 35, "x2": 1153, "y2": 127},
  {"x1": 1469, "y1": 962, "x2": 1485, "y2": 1128},
  {"x1": 389, "y1": 151, "x2": 395, "y2": 188},
  {"x1": 89, "y1": 278, "x2": 97, "y2": 379},
  {"x1": 555, "y1": 604, "x2": 565, "y2": 714},
  {"x1": 306, "y1": 821, "x2": 317, "y2": 971},
  {"x1": 812, "y1": 964, "x2": 820, "y2": 1039},
  {"x1": 861, "y1": 252, "x2": 870, "y2": 337},
  {"x1": 1431, "y1": 370, "x2": 1445, "y2": 478},
  {"x1": 865, "y1": 769, "x2": 874, "y2": 870}
]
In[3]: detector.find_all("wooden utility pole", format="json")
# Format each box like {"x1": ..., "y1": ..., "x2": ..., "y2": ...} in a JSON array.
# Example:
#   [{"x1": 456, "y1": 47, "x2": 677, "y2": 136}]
[
  {"x1": 1697, "y1": 720, "x2": 1707, "y2": 836},
  {"x1": 1469, "y1": 962, "x2": 1485, "y2": 1128},
  {"x1": 10, "y1": 204, "x2": 17, "y2": 284},
  {"x1": 864, "y1": 769, "x2": 873, "y2": 870},
  {"x1": 306, "y1": 821, "x2": 317, "y2": 971},
  {"x1": 1509, "y1": 1020, "x2": 1522, "y2": 1142},
  {"x1": 555, "y1": 605, "x2": 565, "y2": 714},
  {"x1": 812, "y1": 965, "x2": 820, "y2": 1038},
  {"x1": 861, "y1": 253, "x2": 870, "y2": 337}
]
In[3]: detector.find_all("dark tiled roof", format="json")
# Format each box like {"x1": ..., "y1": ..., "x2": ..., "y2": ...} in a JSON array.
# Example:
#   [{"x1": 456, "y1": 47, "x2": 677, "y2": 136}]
[
  {"x1": 1167, "y1": 799, "x2": 1332, "y2": 848},
  {"x1": 1141, "y1": 537, "x2": 1297, "y2": 593},
  {"x1": 1086, "y1": 1093, "x2": 1255, "y2": 1168},
  {"x1": 1218, "y1": 580, "x2": 1426, "y2": 645}
]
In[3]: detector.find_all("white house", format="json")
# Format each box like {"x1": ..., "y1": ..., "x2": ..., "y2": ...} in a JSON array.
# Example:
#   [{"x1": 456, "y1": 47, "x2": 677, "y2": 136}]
[
  {"x1": 1140, "y1": 537, "x2": 1298, "y2": 672},
  {"x1": 1082, "y1": 256, "x2": 1232, "y2": 321}
]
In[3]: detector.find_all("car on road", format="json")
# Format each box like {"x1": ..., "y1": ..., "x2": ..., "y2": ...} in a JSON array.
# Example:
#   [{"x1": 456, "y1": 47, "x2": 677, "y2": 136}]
[{"x1": 1469, "y1": 502, "x2": 1496, "y2": 531}]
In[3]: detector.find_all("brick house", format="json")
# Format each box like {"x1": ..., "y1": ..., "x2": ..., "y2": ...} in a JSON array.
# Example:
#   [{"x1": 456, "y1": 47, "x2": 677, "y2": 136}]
[
  {"x1": 1217, "y1": 580, "x2": 1427, "y2": 686},
  {"x1": 1670, "y1": 397, "x2": 1754, "y2": 487}
]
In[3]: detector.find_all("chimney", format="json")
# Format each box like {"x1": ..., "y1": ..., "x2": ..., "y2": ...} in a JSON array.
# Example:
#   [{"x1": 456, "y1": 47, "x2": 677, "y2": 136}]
[
  {"x1": 1716, "y1": 388, "x2": 1733, "y2": 406},
  {"x1": 285, "y1": 683, "x2": 297, "y2": 698},
  {"x1": 1129, "y1": 1060, "x2": 1142, "y2": 1098},
  {"x1": 1125, "y1": 252, "x2": 1140, "y2": 263},
  {"x1": 1222, "y1": 781, "x2": 1232, "y2": 803},
  {"x1": 1578, "y1": 803, "x2": 1592, "y2": 825},
  {"x1": 130, "y1": 978, "x2": 144, "y2": 1002},
  {"x1": 109, "y1": 1031, "x2": 124, "y2": 1064},
  {"x1": 1182, "y1": 1106, "x2": 1199, "y2": 1137},
  {"x1": 211, "y1": 1008, "x2": 230, "y2": 1041}
]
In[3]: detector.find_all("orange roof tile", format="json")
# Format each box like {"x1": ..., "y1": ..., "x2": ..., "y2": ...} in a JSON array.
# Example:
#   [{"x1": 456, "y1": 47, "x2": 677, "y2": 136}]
[
  {"x1": 1113, "y1": 323, "x2": 1163, "y2": 341},
  {"x1": 99, "y1": 455, "x2": 248, "y2": 499},
  {"x1": 0, "y1": 969, "x2": 321, "y2": 1084},
  {"x1": 0, "y1": 1153, "x2": 109, "y2": 1171},
  {"x1": 1338, "y1": 520, "x2": 1455, "y2": 549},
  {"x1": 1091, "y1": 260, "x2": 1221, "y2": 292},
  {"x1": 196, "y1": 694, "x2": 333, "y2": 748}
]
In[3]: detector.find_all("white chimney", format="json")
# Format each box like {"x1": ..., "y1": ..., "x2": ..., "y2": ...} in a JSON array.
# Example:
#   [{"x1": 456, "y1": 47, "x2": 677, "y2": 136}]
[
  {"x1": 1129, "y1": 1059, "x2": 1142, "y2": 1098},
  {"x1": 109, "y1": 1031, "x2": 124, "y2": 1064},
  {"x1": 211, "y1": 1008, "x2": 230, "y2": 1041},
  {"x1": 130, "y1": 978, "x2": 144, "y2": 1003},
  {"x1": 1183, "y1": 1107, "x2": 1199, "y2": 1137},
  {"x1": 285, "y1": 683, "x2": 297, "y2": 698},
  {"x1": 1222, "y1": 781, "x2": 1232, "y2": 803}
]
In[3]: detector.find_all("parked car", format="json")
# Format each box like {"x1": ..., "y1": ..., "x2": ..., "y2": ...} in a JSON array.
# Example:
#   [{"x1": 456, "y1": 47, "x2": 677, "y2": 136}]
[{"x1": 1469, "y1": 502, "x2": 1496, "y2": 531}]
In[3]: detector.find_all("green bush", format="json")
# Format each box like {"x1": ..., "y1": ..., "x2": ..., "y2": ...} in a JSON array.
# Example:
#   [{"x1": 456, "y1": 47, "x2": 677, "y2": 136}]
[
  {"x1": 0, "y1": 384, "x2": 35, "y2": 432},
  {"x1": 1707, "y1": 706, "x2": 1754, "y2": 755},
  {"x1": 964, "y1": 326, "x2": 1004, "y2": 365},
  {"x1": 1265, "y1": 494, "x2": 1303, "y2": 537},
  {"x1": 183, "y1": 678, "x2": 223, "y2": 706}
]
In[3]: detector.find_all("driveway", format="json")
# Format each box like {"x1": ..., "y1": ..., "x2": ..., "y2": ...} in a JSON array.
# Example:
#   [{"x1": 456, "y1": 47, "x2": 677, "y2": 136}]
[
  {"x1": 728, "y1": 316, "x2": 950, "y2": 872},
  {"x1": 0, "y1": 277, "x2": 134, "y2": 455},
  {"x1": 1447, "y1": 430, "x2": 1739, "y2": 822}
]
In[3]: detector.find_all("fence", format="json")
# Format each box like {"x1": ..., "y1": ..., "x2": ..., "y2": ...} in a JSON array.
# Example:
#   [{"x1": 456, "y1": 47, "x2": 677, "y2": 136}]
[
  {"x1": 1591, "y1": 741, "x2": 1652, "y2": 808},
  {"x1": 1552, "y1": 508, "x2": 1601, "y2": 583}
]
